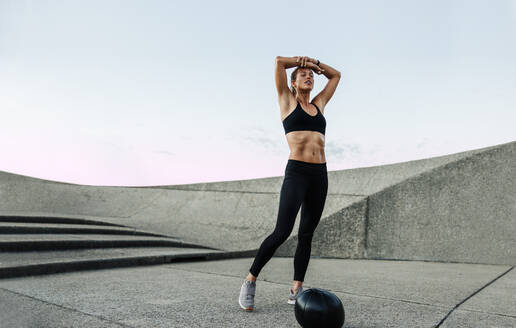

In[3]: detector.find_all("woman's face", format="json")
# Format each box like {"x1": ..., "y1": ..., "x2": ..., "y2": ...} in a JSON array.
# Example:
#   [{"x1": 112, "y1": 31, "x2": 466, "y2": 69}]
[{"x1": 293, "y1": 68, "x2": 314, "y2": 93}]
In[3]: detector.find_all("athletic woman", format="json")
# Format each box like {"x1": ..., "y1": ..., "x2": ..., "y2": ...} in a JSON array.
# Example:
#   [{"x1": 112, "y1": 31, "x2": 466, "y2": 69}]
[{"x1": 239, "y1": 56, "x2": 341, "y2": 311}]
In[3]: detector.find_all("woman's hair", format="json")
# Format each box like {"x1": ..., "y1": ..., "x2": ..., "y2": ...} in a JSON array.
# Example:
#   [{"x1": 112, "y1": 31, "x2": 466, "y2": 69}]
[{"x1": 290, "y1": 67, "x2": 300, "y2": 96}]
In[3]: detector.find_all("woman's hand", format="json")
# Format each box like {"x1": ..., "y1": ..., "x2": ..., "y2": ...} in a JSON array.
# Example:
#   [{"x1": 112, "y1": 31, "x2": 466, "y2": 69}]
[{"x1": 295, "y1": 56, "x2": 324, "y2": 75}]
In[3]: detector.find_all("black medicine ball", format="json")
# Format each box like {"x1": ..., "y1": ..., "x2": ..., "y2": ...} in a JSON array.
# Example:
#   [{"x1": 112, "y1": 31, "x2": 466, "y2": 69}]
[{"x1": 294, "y1": 288, "x2": 345, "y2": 328}]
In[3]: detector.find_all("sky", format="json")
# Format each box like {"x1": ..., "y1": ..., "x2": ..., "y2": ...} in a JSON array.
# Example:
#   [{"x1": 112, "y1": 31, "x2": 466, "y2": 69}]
[{"x1": 1, "y1": 0, "x2": 515, "y2": 187}]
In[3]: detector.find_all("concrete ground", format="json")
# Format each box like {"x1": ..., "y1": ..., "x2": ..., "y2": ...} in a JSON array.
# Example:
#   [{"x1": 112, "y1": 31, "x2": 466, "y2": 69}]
[{"x1": 1, "y1": 257, "x2": 514, "y2": 328}]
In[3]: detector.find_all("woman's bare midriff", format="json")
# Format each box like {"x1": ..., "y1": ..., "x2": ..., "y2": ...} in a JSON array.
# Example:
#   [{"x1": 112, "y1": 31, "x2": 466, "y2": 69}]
[{"x1": 285, "y1": 131, "x2": 326, "y2": 164}]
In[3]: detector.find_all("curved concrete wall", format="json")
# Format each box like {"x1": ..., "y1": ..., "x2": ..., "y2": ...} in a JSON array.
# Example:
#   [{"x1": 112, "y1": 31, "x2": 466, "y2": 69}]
[
  {"x1": 1, "y1": 140, "x2": 514, "y2": 264},
  {"x1": 366, "y1": 143, "x2": 516, "y2": 265}
]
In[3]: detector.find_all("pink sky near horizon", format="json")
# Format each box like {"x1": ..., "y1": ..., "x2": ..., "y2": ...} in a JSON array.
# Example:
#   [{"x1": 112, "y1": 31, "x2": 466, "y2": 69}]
[{"x1": 1, "y1": 127, "x2": 504, "y2": 187}]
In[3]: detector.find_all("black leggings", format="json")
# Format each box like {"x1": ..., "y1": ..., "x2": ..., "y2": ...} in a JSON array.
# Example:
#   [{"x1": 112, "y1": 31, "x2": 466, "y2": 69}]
[{"x1": 249, "y1": 159, "x2": 328, "y2": 282}]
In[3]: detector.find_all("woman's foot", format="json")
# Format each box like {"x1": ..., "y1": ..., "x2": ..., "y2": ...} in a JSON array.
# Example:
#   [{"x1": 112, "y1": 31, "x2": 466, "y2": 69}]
[
  {"x1": 239, "y1": 279, "x2": 256, "y2": 311},
  {"x1": 287, "y1": 285, "x2": 304, "y2": 304}
]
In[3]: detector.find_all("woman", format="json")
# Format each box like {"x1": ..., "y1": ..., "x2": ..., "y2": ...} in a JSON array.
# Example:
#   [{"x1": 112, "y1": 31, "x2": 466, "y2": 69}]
[{"x1": 239, "y1": 56, "x2": 341, "y2": 311}]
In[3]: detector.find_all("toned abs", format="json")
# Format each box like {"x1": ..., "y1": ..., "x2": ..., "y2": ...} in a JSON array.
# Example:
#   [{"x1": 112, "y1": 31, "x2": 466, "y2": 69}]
[{"x1": 285, "y1": 131, "x2": 326, "y2": 163}]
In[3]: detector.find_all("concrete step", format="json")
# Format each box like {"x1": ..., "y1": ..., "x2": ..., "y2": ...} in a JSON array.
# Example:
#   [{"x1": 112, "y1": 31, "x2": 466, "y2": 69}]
[
  {"x1": 0, "y1": 222, "x2": 174, "y2": 238},
  {"x1": 0, "y1": 215, "x2": 124, "y2": 227},
  {"x1": 0, "y1": 247, "x2": 257, "y2": 279},
  {"x1": 0, "y1": 234, "x2": 216, "y2": 251}
]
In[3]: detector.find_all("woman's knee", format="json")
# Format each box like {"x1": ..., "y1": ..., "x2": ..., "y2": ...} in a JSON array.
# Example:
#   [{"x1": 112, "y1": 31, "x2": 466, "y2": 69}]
[
  {"x1": 268, "y1": 229, "x2": 291, "y2": 245},
  {"x1": 297, "y1": 231, "x2": 315, "y2": 244}
]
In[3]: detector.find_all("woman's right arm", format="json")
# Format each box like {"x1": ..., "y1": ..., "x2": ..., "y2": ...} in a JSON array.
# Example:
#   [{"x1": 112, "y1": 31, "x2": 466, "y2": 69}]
[
  {"x1": 276, "y1": 56, "x2": 300, "y2": 69},
  {"x1": 275, "y1": 56, "x2": 298, "y2": 105}
]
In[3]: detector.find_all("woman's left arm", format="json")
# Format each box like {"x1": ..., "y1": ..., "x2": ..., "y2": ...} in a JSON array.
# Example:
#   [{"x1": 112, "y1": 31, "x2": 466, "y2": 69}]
[{"x1": 305, "y1": 57, "x2": 341, "y2": 110}]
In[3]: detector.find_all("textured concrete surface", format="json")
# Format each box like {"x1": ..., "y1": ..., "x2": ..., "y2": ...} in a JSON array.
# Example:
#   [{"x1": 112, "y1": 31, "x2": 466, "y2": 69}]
[
  {"x1": 0, "y1": 257, "x2": 514, "y2": 327},
  {"x1": 0, "y1": 247, "x2": 230, "y2": 280},
  {"x1": 0, "y1": 233, "x2": 212, "y2": 251},
  {"x1": 367, "y1": 144, "x2": 516, "y2": 265},
  {"x1": 1, "y1": 141, "x2": 514, "y2": 263},
  {"x1": 0, "y1": 222, "x2": 170, "y2": 237},
  {"x1": 0, "y1": 288, "x2": 125, "y2": 328},
  {"x1": 0, "y1": 247, "x2": 221, "y2": 266}
]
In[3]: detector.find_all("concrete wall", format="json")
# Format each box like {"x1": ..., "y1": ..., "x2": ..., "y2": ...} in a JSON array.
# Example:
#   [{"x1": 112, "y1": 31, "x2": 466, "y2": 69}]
[
  {"x1": 1, "y1": 141, "x2": 514, "y2": 264},
  {"x1": 366, "y1": 142, "x2": 516, "y2": 265}
]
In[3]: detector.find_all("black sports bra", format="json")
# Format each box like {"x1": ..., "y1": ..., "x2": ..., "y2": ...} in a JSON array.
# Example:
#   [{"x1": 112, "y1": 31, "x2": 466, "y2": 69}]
[{"x1": 282, "y1": 100, "x2": 326, "y2": 135}]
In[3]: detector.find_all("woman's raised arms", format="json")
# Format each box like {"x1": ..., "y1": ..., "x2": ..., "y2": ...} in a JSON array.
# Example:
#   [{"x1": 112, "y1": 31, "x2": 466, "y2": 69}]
[{"x1": 275, "y1": 56, "x2": 340, "y2": 112}]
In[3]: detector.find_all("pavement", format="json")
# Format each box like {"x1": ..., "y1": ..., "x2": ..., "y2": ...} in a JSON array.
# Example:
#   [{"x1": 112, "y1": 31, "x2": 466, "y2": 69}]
[{"x1": 0, "y1": 257, "x2": 515, "y2": 327}]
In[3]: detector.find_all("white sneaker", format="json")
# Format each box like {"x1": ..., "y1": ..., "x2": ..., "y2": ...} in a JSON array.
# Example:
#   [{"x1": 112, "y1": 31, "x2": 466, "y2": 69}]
[
  {"x1": 287, "y1": 286, "x2": 303, "y2": 304},
  {"x1": 239, "y1": 280, "x2": 256, "y2": 311}
]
